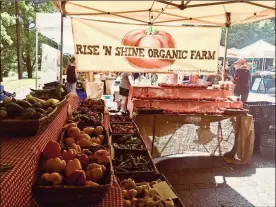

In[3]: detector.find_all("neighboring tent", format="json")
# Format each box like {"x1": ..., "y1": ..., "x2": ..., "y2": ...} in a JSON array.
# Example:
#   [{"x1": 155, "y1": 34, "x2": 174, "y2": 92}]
[
  {"x1": 239, "y1": 39, "x2": 275, "y2": 58},
  {"x1": 219, "y1": 46, "x2": 240, "y2": 58}
]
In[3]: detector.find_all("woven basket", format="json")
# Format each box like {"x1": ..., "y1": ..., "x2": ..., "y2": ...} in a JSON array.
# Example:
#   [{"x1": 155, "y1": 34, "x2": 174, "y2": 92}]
[
  {"x1": 113, "y1": 149, "x2": 158, "y2": 175},
  {"x1": 110, "y1": 122, "x2": 140, "y2": 135},
  {"x1": 109, "y1": 114, "x2": 133, "y2": 123},
  {"x1": 60, "y1": 127, "x2": 110, "y2": 149},
  {"x1": 33, "y1": 154, "x2": 112, "y2": 205},
  {"x1": 112, "y1": 134, "x2": 147, "y2": 151},
  {"x1": 116, "y1": 172, "x2": 185, "y2": 207},
  {"x1": 0, "y1": 105, "x2": 59, "y2": 137}
]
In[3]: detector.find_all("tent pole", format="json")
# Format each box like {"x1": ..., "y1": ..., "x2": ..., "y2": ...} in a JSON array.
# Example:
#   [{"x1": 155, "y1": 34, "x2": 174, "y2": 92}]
[
  {"x1": 222, "y1": 26, "x2": 229, "y2": 82},
  {"x1": 59, "y1": 14, "x2": 64, "y2": 97},
  {"x1": 222, "y1": 12, "x2": 231, "y2": 82},
  {"x1": 35, "y1": 31, "x2": 39, "y2": 89}
]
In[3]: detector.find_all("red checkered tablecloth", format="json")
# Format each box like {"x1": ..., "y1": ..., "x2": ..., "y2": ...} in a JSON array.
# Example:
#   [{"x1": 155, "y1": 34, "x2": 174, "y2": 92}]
[{"x1": 0, "y1": 93, "x2": 123, "y2": 207}]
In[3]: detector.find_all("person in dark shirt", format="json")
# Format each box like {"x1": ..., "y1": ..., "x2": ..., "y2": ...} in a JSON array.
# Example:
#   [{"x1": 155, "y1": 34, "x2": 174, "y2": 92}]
[
  {"x1": 66, "y1": 57, "x2": 77, "y2": 93},
  {"x1": 233, "y1": 58, "x2": 251, "y2": 102}
]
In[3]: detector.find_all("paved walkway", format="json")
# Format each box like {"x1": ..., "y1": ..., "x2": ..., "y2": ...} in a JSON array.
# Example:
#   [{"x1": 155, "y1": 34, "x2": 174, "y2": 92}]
[{"x1": 155, "y1": 154, "x2": 275, "y2": 207}]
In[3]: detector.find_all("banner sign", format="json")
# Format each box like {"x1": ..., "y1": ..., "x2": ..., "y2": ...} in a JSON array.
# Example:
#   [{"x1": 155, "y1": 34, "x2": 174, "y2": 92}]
[
  {"x1": 72, "y1": 18, "x2": 221, "y2": 74},
  {"x1": 41, "y1": 44, "x2": 60, "y2": 84}
]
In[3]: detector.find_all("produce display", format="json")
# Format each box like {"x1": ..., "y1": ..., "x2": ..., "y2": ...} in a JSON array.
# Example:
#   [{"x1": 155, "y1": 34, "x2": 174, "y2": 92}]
[
  {"x1": 110, "y1": 114, "x2": 132, "y2": 123},
  {"x1": 68, "y1": 110, "x2": 102, "y2": 127},
  {"x1": 82, "y1": 99, "x2": 105, "y2": 113},
  {"x1": 30, "y1": 85, "x2": 68, "y2": 100},
  {"x1": 158, "y1": 83, "x2": 208, "y2": 89},
  {"x1": 0, "y1": 95, "x2": 59, "y2": 119},
  {"x1": 133, "y1": 95, "x2": 227, "y2": 102},
  {"x1": 120, "y1": 178, "x2": 179, "y2": 207},
  {"x1": 113, "y1": 135, "x2": 146, "y2": 150},
  {"x1": 62, "y1": 123, "x2": 107, "y2": 148},
  {"x1": 134, "y1": 107, "x2": 225, "y2": 115},
  {"x1": 162, "y1": 109, "x2": 225, "y2": 115},
  {"x1": 111, "y1": 123, "x2": 138, "y2": 134},
  {"x1": 113, "y1": 152, "x2": 154, "y2": 173},
  {"x1": 37, "y1": 140, "x2": 111, "y2": 187}
]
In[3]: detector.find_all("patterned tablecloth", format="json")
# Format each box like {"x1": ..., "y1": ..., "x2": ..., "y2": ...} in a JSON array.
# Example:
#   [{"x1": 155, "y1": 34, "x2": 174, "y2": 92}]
[{"x1": 0, "y1": 93, "x2": 123, "y2": 207}]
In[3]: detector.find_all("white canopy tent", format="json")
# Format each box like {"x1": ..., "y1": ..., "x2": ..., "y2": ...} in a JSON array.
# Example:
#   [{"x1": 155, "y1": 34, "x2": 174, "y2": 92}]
[
  {"x1": 219, "y1": 46, "x2": 241, "y2": 58},
  {"x1": 239, "y1": 39, "x2": 275, "y2": 71},
  {"x1": 239, "y1": 39, "x2": 275, "y2": 58},
  {"x1": 50, "y1": 1, "x2": 275, "y2": 84}
]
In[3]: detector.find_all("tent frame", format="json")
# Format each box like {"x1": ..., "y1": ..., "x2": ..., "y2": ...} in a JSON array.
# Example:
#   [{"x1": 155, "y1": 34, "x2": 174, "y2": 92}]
[{"x1": 54, "y1": 0, "x2": 275, "y2": 90}]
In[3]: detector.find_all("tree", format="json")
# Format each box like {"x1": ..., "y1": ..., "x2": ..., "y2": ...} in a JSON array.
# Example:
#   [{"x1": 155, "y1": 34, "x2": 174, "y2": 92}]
[
  {"x1": 221, "y1": 18, "x2": 275, "y2": 49},
  {"x1": 1, "y1": 1, "x2": 56, "y2": 78}
]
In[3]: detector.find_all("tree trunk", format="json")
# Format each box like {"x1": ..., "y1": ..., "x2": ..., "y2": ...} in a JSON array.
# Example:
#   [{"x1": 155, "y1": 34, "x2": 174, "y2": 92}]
[
  {"x1": 25, "y1": 22, "x2": 32, "y2": 78},
  {"x1": 15, "y1": 1, "x2": 23, "y2": 79}
]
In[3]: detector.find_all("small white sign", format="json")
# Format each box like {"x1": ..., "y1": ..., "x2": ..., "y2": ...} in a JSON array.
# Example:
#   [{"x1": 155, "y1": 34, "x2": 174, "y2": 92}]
[{"x1": 153, "y1": 181, "x2": 177, "y2": 200}]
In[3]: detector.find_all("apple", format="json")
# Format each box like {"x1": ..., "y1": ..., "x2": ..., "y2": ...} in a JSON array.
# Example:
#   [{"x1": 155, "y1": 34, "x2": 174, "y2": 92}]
[
  {"x1": 68, "y1": 170, "x2": 86, "y2": 186},
  {"x1": 42, "y1": 141, "x2": 61, "y2": 159}
]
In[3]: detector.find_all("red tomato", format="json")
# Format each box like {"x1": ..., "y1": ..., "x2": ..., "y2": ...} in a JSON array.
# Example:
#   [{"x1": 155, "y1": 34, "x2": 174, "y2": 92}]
[{"x1": 122, "y1": 29, "x2": 176, "y2": 69}]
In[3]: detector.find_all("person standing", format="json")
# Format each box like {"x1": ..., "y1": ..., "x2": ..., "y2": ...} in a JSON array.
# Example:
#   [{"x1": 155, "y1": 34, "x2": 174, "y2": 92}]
[
  {"x1": 119, "y1": 72, "x2": 131, "y2": 113},
  {"x1": 233, "y1": 58, "x2": 251, "y2": 102},
  {"x1": 66, "y1": 57, "x2": 77, "y2": 93}
]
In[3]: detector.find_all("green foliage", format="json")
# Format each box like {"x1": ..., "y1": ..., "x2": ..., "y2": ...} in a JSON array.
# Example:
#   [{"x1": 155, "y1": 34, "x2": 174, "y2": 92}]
[
  {"x1": 1, "y1": 1, "x2": 56, "y2": 78},
  {"x1": 221, "y1": 18, "x2": 275, "y2": 49}
]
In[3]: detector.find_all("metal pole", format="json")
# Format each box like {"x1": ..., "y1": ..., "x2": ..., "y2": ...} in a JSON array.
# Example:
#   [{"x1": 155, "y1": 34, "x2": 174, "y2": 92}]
[
  {"x1": 222, "y1": 12, "x2": 231, "y2": 82},
  {"x1": 35, "y1": 31, "x2": 38, "y2": 89},
  {"x1": 222, "y1": 27, "x2": 229, "y2": 82},
  {"x1": 59, "y1": 14, "x2": 64, "y2": 97}
]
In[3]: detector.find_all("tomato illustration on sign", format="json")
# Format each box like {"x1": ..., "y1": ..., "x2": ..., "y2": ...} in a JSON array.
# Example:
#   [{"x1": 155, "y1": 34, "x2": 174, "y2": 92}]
[{"x1": 122, "y1": 27, "x2": 176, "y2": 69}]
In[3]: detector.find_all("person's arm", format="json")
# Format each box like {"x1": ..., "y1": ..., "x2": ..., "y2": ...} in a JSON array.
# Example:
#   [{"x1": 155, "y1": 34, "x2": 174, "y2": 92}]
[{"x1": 233, "y1": 70, "x2": 240, "y2": 84}]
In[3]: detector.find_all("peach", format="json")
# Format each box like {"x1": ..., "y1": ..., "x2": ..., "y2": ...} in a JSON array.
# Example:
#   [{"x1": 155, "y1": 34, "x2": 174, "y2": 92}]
[
  {"x1": 63, "y1": 123, "x2": 77, "y2": 130},
  {"x1": 65, "y1": 137, "x2": 75, "y2": 146},
  {"x1": 78, "y1": 138, "x2": 94, "y2": 148},
  {"x1": 62, "y1": 149, "x2": 77, "y2": 162},
  {"x1": 43, "y1": 157, "x2": 66, "y2": 173},
  {"x1": 42, "y1": 140, "x2": 61, "y2": 159},
  {"x1": 90, "y1": 138, "x2": 101, "y2": 145},
  {"x1": 85, "y1": 181, "x2": 100, "y2": 187},
  {"x1": 68, "y1": 127, "x2": 80, "y2": 139},
  {"x1": 94, "y1": 126, "x2": 103, "y2": 136},
  {"x1": 66, "y1": 158, "x2": 82, "y2": 178},
  {"x1": 48, "y1": 172, "x2": 63, "y2": 185},
  {"x1": 86, "y1": 168, "x2": 103, "y2": 182},
  {"x1": 76, "y1": 134, "x2": 91, "y2": 142},
  {"x1": 70, "y1": 143, "x2": 81, "y2": 152},
  {"x1": 83, "y1": 127, "x2": 95, "y2": 135},
  {"x1": 41, "y1": 172, "x2": 63, "y2": 185}
]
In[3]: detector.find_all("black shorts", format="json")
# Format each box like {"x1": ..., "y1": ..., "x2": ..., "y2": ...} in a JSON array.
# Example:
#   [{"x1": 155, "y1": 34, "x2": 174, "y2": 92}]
[{"x1": 119, "y1": 87, "x2": 129, "y2": 97}]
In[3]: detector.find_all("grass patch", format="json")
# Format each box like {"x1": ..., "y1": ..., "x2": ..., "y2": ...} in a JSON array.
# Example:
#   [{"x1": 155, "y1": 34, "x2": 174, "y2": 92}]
[{"x1": 3, "y1": 78, "x2": 40, "y2": 91}]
